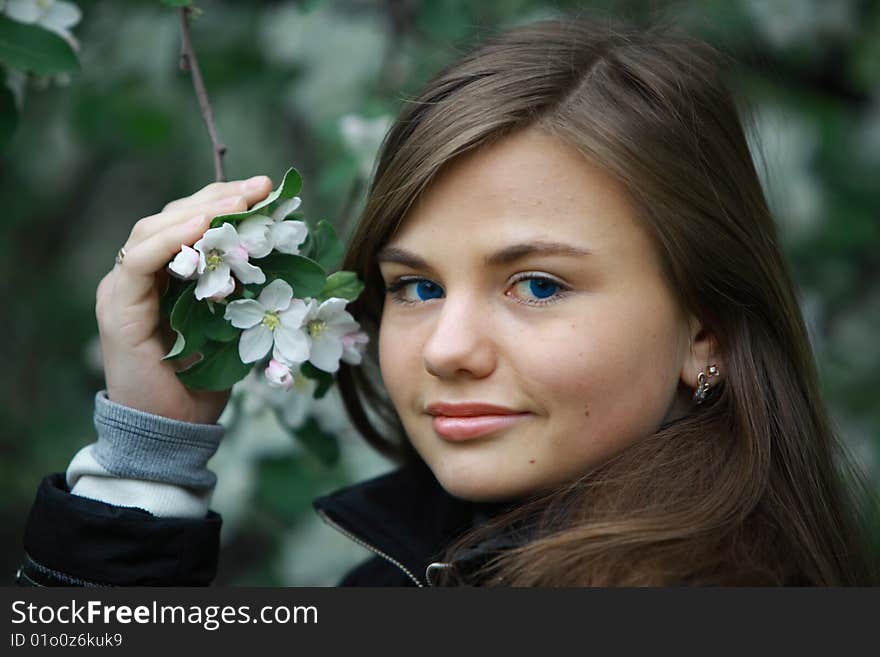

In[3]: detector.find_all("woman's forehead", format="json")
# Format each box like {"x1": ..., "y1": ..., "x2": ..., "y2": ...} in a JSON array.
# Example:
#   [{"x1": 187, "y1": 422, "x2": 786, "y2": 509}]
[{"x1": 381, "y1": 130, "x2": 649, "y2": 266}]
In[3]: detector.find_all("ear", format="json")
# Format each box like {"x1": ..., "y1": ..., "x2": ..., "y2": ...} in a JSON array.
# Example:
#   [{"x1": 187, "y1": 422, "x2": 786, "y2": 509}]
[{"x1": 680, "y1": 315, "x2": 723, "y2": 390}]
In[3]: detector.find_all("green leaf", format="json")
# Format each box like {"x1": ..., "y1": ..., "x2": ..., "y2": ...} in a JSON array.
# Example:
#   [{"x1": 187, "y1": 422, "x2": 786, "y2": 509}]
[
  {"x1": 0, "y1": 16, "x2": 79, "y2": 75},
  {"x1": 208, "y1": 208, "x2": 252, "y2": 229},
  {"x1": 163, "y1": 332, "x2": 187, "y2": 360},
  {"x1": 209, "y1": 167, "x2": 303, "y2": 229},
  {"x1": 159, "y1": 276, "x2": 190, "y2": 318},
  {"x1": 203, "y1": 304, "x2": 239, "y2": 342},
  {"x1": 254, "y1": 253, "x2": 326, "y2": 298},
  {"x1": 162, "y1": 283, "x2": 208, "y2": 360},
  {"x1": 294, "y1": 416, "x2": 340, "y2": 466},
  {"x1": 250, "y1": 167, "x2": 302, "y2": 213},
  {"x1": 303, "y1": 220, "x2": 344, "y2": 271},
  {"x1": 175, "y1": 339, "x2": 252, "y2": 391},
  {"x1": 160, "y1": 0, "x2": 192, "y2": 6},
  {"x1": 317, "y1": 270, "x2": 364, "y2": 302},
  {"x1": 299, "y1": 362, "x2": 335, "y2": 399},
  {"x1": 0, "y1": 83, "x2": 17, "y2": 150}
]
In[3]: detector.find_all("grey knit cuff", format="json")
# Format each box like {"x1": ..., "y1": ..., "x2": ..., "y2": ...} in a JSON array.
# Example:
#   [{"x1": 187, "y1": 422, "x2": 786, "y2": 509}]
[{"x1": 92, "y1": 390, "x2": 225, "y2": 490}]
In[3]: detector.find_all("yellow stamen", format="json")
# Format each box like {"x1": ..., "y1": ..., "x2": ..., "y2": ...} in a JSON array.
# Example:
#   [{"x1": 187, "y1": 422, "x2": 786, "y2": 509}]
[
  {"x1": 262, "y1": 312, "x2": 280, "y2": 330},
  {"x1": 307, "y1": 319, "x2": 327, "y2": 337},
  {"x1": 205, "y1": 249, "x2": 223, "y2": 271}
]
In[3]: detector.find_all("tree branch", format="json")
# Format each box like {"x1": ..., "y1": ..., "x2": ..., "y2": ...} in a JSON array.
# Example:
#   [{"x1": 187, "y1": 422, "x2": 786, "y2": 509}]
[{"x1": 178, "y1": 7, "x2": 227, "y2": 182}]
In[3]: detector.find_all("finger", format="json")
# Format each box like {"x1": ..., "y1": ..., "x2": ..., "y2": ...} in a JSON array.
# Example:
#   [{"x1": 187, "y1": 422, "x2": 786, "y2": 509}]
[
  {"x1": 126, "y1": 194, "x2": 248, "y2": 251},
  {"x1": 113, "y1": 214, "x2": 211, "y2": 306},
  {"x1": 162, "y1": 176, "x2": 273, "y2": 213}
]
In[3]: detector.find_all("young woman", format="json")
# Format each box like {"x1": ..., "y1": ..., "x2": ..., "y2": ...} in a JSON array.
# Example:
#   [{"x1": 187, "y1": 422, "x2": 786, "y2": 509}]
[{"x1": 17, "y1": 17, "x2": 878, "y2": 586}]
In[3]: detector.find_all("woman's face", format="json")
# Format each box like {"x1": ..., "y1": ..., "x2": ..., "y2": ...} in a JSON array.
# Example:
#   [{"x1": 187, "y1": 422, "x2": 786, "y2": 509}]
[{"x1": 378, "y1": 128, "x2": 698, "y2": 503}]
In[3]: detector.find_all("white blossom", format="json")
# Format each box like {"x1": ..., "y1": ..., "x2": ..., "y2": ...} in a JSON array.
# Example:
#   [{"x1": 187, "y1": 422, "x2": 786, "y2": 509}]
[
  {"x1": 224, "y1": 279, "x2": 310, "y2": 364},
  {"x1": 236, "y1": 196, "x2": 308, "y2": 258},
  {"x1": 236, "y1": 214, "x2": 274, "y2": 259},
  {"x1": 3, "y1": 0, "x2": 82, "y2": 48},
  {"x1": 297, "y1": 297, "x2": 361, "y2": 373},
  {"x1": 193, "y1": 223, "x2": 265, "y2": 300}
]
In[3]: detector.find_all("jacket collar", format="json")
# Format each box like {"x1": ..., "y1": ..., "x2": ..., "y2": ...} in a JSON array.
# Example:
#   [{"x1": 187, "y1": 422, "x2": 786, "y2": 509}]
[
  {"x1": 312, "y1": 459, "x2": 520, "y2": 586},
  {"x1": 313, "y1": 416, "x2": 695, "y2": 585}
]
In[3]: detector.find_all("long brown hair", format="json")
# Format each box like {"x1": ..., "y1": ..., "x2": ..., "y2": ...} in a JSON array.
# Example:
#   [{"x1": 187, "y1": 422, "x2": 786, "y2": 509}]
[{"x1": 335, "y1": 16, "x2": 879, "y2": 585}]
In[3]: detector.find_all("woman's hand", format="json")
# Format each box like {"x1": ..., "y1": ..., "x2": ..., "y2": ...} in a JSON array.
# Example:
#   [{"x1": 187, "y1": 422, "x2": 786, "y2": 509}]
[{"x1": 95, "y1": 175, "x2": 274, "y2": 425}]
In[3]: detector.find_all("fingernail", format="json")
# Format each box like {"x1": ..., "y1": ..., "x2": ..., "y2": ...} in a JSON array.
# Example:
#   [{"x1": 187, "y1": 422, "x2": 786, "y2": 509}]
[{"x1": 242, "y1": 175, "x2": 267, "y2": 191}]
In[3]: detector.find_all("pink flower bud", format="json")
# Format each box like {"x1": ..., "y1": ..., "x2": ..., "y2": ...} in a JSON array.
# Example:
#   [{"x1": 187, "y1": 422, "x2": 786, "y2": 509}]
[
  {"x1": 341, "y1": 330, "x2": 369, "y2": 365},
  {"x1": 265, "y1": 359, "x2": 294, "y2": 390}
]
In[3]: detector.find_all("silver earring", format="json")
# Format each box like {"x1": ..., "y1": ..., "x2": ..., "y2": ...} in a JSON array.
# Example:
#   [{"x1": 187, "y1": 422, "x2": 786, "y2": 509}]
[{"x1": 693, "y1": 364, "x2": 719, "y2": 404}]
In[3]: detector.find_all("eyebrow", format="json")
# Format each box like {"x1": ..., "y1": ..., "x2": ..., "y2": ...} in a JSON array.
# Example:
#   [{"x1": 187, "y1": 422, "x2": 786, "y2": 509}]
[{"x1": 376, "y1": 241, "x2": 592, "y2": 269}]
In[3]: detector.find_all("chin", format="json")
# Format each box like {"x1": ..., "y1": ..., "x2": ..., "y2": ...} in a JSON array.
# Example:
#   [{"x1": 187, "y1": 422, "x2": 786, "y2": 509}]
[{"x1": 426, "y1": 456, "x2": 531, "y2": 504}]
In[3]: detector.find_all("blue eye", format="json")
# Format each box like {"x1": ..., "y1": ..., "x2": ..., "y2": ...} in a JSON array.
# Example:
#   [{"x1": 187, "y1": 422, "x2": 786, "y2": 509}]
[
  {"x1": 514, "y1": 277, "x2": 559, "y2": 300},
  {"x1": 384, "y1": 274, "x2": 570, "y2": 307},
  {"x1": 411, "y1": 280, "x2": 443, "y2": 301}
]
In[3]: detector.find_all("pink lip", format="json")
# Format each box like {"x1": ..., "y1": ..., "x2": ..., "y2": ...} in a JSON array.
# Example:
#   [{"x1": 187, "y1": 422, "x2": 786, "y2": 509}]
[{"x1": 431, "y1": 413, "x2": 530, "y2": 441}]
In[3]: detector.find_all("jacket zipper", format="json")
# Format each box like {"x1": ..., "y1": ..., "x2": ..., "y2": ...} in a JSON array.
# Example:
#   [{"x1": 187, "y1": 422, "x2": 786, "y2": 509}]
[{"x1": 316, "y1": 508, "x2": 425, "y2": 587}]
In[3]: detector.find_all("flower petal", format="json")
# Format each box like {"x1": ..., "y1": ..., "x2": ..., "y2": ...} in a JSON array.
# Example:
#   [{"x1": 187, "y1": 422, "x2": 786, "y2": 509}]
[
  {"x1": 201, "y1": 222, "x2": 240, "y2": 251},
  {"x1": 195, "y1": 225, "x2": 222, "y2": 251},
  {"x1": 226, "y1": 254, "x2": 266, "y2": 285},
  {"x1": 257, "y1": 279, "x2": 294, "y2": 312},
  {"x1": 279, "y1": 297, "x2": 309, "y2": 328},
  {"x1": 315, "y1": 297, "x2": 348, "y2": 320},
  {"x1": 41, "y1": 1, "x2": 81, "y2": 30},
  {"x1": 271, "y1": 196, "x2": 302, "y2": 222},
  {"x1": 195, "y1": 265, "x2": 231, "y2": 300},
  {"x1": 167, "y1": 244, "x2": 200, "y2": 280},
  {"x1": 208, "y1": 274, "x2": 236, "y2": 301},
  {"x1": 325, "y1": 305, "x2": 357, "y2": 328},
  {"x1": 341, "y1": 330, "x2": 369, "y2": 365},
  {"x1": 274, "y1": 325, "x2": 310, "y2": 365},
  {"x1": 309, "y1": 335, "x2": 344, "y2": 373},
  {"x1": 330, "y1": 320, "x2": 361, "y2": 340},
  {"x1": 193, "y1": 235, "x2": 208, "y2": 273},
  {"x1": 224, "y1": 299, "x2": 264, "y2": 328},
  {"x1": 239, "y1": 324, "x2": 273, "y2": 363},
  {"x1": 270, "y1": 220, "x2": 309, "y2": 255},
  {"x1": 5, "y1": 0, "x2": 41, "y2": 23},
  {"x1": 237, "y1": 215, "x2": 274, "y2": 258}
]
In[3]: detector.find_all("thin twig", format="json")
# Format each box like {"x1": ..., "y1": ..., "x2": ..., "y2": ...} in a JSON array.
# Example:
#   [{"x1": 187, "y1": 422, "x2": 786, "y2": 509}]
[{"x1": 178, "y1": 7, "x2": 227, "y2": 182}]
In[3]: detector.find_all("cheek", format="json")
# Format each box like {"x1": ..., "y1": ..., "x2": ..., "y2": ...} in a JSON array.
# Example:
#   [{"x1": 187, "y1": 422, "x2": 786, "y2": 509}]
[
  {"x1": 521, "y1": 298, "x2": 684, "y2": 438},
  {"x1": 378, "y1": 315, "x2": 420, "y2": 406}
]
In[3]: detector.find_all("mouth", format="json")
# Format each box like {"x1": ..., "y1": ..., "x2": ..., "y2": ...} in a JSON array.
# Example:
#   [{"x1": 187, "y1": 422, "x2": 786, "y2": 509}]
[{"x1": 430, "y1": 413, "x2": 531, "y2": 441}]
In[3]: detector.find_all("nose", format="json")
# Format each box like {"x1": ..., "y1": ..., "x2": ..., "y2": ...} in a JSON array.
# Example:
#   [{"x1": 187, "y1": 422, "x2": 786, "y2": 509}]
[{"x1": 422, "y1": 291, "x2": 497, "y2": 380}]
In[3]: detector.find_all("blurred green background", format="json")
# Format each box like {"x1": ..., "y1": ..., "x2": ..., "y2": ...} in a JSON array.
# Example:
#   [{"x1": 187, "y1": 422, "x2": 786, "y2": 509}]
[{"x1": 1, "y1": 0, "x2": 878, "y2": 585}]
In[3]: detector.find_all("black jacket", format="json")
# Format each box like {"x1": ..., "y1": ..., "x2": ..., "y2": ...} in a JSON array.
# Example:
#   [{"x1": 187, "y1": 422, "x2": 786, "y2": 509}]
[{"x1": 16, "y1": 459, "x2": 517, "y2": 587}]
